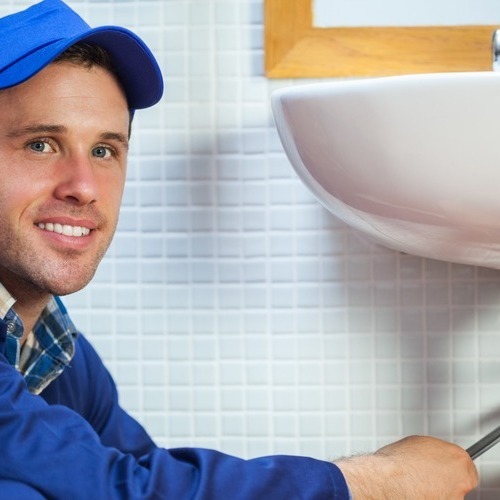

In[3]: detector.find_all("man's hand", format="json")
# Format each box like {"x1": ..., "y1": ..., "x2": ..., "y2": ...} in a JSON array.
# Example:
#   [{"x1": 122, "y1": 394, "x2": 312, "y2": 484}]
[{"x1": 335, "y1": 435, "x2": 478, "y2": 499}]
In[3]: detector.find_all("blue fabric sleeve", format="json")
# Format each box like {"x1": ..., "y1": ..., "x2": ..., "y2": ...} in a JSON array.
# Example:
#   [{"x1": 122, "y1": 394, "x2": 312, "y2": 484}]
[
  {"x1": 0, "y1": 323, "x2": 350, "y2": 499},
  {"x1": 40, "y1": 334, "x2": 157, "y2": 457},
  {"x1": 0, "y1": 480, "x2": 46, "y2": 499}
]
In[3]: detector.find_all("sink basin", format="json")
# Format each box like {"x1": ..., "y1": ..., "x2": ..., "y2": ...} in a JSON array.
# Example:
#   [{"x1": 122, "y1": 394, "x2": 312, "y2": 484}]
[{"x1": 271, "y1": 72, "x2": 500, "y2": 269}]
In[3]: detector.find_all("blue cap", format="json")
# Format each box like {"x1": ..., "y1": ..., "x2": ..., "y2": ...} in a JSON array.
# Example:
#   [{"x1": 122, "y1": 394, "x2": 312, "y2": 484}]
[{"x1": 0, "y1": 0, "x2": 163, "y2": 110}]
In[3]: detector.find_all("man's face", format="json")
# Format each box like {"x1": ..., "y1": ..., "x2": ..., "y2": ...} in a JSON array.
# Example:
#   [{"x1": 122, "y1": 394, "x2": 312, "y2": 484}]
[{"x1": 0, "y1": 61, "x2": 130, "y2": 299}]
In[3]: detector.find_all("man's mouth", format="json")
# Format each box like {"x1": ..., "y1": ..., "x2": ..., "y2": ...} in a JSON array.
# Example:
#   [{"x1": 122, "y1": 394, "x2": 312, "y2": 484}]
[{"x1": 37, "y1": 222, "x2": 91, "y2": 237}]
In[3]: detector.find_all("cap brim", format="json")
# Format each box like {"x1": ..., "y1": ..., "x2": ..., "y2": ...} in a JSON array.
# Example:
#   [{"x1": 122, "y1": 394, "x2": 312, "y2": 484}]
[{"x1": 0, "y1": 25, "x2": 163, "y2": 110}]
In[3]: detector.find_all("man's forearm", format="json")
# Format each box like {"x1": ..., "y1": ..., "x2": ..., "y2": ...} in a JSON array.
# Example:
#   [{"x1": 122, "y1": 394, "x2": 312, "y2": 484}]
[{"x1": 335, "y1": 435, "x2": 478, "y2": 499}]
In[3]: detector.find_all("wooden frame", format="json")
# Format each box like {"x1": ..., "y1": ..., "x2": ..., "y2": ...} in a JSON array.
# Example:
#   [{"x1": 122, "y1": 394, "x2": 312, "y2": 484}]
[{"x1": 265, "y1": 0, "x2": 497, "y2": 78}]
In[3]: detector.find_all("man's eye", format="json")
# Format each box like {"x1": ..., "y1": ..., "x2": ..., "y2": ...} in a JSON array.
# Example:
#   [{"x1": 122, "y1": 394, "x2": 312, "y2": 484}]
[
  {"x1": 29, "y1": 141, "x2": 53, "y2": 153},
  {"x1": 92, "y1": 145, "x2": 113, "y2": 158}
]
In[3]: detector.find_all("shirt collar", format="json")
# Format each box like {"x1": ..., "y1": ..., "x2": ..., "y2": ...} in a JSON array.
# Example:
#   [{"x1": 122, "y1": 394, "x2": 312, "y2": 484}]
[
  {"x1": 0, "y1": 282, "x2": 78, "y2": 364},
  {"x1": 38, "y1": 295, "x2": 79, "y2": 362},
  {"x1": 0, "y1": 282, "x2": 16, "y2": 320},
  {"x1": 0, "y1": 283, "x2": 79, "y2": 394},
  {"x1": 0, "y1": 282, "x2": 78, "y2": 337}
]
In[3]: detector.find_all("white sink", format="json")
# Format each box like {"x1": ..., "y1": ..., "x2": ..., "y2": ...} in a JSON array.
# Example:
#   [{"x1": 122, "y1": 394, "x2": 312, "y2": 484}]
[{"x1": 272, "y1": 72, "x2": 500, "y2": 269}]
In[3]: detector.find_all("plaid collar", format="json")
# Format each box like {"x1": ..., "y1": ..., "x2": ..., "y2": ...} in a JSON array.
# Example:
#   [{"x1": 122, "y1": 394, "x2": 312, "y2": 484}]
[
  {"x1": 0, "y1": 283, "x2": 78, "y2": 394},
  {"x1": 0, "y1": 282, "x2": 15, "y2": 318}
]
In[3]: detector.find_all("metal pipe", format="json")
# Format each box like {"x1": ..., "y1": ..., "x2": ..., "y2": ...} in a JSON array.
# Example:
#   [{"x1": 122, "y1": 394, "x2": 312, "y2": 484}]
[
  {"x1": 467, "y1": 424, "x2": 500, "y2": 460},
  {"x1": 492, "y1": 29, "x2": 500, "y2": 72}
]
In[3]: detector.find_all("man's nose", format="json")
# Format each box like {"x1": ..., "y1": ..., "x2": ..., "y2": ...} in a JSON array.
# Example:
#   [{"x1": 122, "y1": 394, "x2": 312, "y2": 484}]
[{"x1": 52, "y1": 153, "x2": 99, "y2": 205}]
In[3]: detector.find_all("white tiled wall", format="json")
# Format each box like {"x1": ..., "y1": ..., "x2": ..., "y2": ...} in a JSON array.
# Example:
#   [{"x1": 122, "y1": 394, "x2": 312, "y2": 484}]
[{"x1": 7, "y1": 1, "x2": 500, "y2": 498}]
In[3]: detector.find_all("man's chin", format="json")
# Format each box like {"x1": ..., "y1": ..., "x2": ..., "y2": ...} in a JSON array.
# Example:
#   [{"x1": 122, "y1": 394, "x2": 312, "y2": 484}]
[
  {"x1": 46, "y1": 275, "x2": 96, "y2": 297},
  {"x1": 49, "y1": 283, "x2": 90, "y2": 297},
  {"x1": 0, "y1": 252, "x2": 104, "y2": 300},
  {"x1": 37, "y1": 267, "x2": 98, "y2": 297}
]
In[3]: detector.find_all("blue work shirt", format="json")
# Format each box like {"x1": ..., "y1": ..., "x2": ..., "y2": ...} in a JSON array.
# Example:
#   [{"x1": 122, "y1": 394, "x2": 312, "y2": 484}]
[{"x1": 0, "y1": 315, "x2": 350, "y2": 498}]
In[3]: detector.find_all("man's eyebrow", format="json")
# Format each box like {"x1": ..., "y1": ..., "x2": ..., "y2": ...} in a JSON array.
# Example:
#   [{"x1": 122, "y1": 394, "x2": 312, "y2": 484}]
[
  {"x1": 7, "y1": 124, "x2": 67, "y2": 138},
  {"x1": 100, "y1": 132, "x2": 129, "y2": 150}
]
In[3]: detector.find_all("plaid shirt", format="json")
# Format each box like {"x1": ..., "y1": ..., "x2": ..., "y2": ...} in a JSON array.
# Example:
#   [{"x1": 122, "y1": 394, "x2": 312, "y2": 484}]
[{"x1": 0, "y1": 283, "x2": 78, "y2": 394}]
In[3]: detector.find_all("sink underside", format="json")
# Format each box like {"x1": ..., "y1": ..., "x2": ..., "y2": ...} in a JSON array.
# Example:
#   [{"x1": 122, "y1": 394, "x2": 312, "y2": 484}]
[{"x1": 272, "y1": 72, "x2": 500, "y2": 269}]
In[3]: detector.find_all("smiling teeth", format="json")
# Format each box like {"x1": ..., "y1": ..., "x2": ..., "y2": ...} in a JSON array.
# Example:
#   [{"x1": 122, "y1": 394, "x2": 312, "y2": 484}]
[{"x1": 38, "y1": 223, "x2": 91, "y2": 237}]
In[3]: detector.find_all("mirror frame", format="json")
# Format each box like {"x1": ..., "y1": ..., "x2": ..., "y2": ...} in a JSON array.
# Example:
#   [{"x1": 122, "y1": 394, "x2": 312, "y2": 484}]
[{"x1": 265, "y1": 0, "x2": 497, "y2": 77}]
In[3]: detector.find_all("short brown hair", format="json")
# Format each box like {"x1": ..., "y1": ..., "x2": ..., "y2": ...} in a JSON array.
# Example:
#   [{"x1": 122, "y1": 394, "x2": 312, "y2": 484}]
[{"x1": 53, "y1": 42, "x2": 116, "y2": 74}]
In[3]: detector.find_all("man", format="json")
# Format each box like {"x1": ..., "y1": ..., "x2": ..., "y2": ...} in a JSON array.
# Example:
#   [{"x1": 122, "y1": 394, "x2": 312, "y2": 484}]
[{"x1": 0, "y1": 1, "x2": 478, "y2": 498}]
